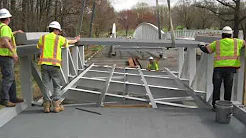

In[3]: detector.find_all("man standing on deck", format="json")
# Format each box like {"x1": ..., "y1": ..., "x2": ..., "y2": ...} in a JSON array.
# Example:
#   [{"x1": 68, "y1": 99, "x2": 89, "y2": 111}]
[
  {"x1": 198, "y1": 26, "x2": 245, "y2": 110},
  {"x1": 0, "y1": 8, "x2": 24, "y2": 107},
  {"x1": 37, "y1": 21, "x2": 80, "y2": 113}
]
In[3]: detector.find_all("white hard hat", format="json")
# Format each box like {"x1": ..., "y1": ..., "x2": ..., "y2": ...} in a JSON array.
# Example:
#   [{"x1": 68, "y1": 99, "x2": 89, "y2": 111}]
[
  {"x1": 0, "y1": 8, "x2": 12, "y2": 19},
  {"x1": 222, "y1": 26, "x2": 233, "y2": 34},
  {"x1": 48, "y1": 21, "x2": 62, "y2": 31},
  {"x1": 149, "y1": 57, "x2": 154, "y2": 60}
]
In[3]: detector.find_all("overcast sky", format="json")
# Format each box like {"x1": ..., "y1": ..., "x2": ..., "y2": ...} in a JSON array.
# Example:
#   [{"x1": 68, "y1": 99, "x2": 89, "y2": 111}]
[{"x1": 110, "y1": 0, "x2": 179, "y2": 11}]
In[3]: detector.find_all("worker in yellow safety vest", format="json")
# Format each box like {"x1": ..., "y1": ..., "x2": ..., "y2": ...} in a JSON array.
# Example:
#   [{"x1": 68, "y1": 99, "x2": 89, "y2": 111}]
[
  {"x1": 198, "y1": 26, "x2": 245, "y2": 110},
  {"x1": 147, "y1": 57, "x2": 159, "y2": 71},
  {"x1": 0, "y1": 8, "x2": 24, "y2": 107},
  {"x1": 37, "y1": 21, "x2": 80, "y2": 113}
]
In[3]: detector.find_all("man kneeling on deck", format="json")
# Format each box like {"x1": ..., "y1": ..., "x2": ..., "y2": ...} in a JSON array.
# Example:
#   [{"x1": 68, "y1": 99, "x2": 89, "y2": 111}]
[
  {"x1": 37, "y1": 21, "x2": 80, "y2": 113},
  {"x1": 147, "y1": 57, "x2": 159, "y2": 71}
]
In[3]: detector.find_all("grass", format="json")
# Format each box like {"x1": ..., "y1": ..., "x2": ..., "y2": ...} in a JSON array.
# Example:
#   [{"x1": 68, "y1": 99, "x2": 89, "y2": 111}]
[{"x1": 117, "y1": 29, "x2": 135, "y2": 37}]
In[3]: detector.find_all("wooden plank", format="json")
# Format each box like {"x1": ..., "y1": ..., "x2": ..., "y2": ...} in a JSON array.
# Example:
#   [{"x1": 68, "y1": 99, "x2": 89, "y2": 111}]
[{"x1": 128, "y1": 57, "x2": 135, "y2": 68}]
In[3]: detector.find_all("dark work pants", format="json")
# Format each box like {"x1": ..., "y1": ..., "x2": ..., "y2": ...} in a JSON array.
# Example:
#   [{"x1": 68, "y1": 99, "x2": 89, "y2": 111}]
[
  {"x1": 212, "y1": 68, "x2": 235, "y2": 106},
  {"x1": 0, "y1": 56, "x2": 17, "y2": 102}
]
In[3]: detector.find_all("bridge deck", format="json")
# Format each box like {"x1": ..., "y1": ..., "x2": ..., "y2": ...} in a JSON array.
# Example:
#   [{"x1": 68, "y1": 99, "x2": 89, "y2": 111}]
[{"x1": 0, "y1": 106, "x2": 245, "y2": 138}]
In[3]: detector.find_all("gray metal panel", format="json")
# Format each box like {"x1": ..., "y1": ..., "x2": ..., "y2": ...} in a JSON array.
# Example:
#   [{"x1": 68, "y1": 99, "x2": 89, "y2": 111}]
[
  {"x1": 0, "y1": 107, "x2": 245, "y2": 138},
  {"x1": 17, "y1": 44, "x2": 39, "y2": 57}
]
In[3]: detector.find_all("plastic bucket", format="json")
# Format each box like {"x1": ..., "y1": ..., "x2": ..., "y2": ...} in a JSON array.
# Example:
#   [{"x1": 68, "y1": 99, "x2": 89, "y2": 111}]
[{"x1": 215, "y1": 100, "x2": 233, "y2": 124}]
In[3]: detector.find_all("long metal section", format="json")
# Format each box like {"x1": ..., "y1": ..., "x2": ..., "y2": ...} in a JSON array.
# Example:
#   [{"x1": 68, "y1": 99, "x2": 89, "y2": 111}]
[{"x1": 16, "y1": 38, "x2": 200, "y2": 56}]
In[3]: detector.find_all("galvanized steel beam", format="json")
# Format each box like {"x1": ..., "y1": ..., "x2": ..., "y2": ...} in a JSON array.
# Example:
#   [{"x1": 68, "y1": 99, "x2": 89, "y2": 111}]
[
  {"x1": 77, "y1": 38, "x2": 200, "y2": 48},
  {"x1": 138, "y1": 67, "x2": 157, "y2": 108}
]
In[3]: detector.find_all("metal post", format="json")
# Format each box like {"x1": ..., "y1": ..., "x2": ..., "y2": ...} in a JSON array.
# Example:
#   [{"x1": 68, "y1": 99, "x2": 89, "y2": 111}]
[
  {"x1": 178, "y1": 48, "x2": 184, "y2": 78},
  {"x1": 68, "y1": 49, "x2": 77, "y2": 76},
  {"x1": 72, "y1": 46, "x2": 79, "y2": 74},
  {"x1": 80, "y1": 46, "x2": 85, "y2": 69},
  {"x1": 233, "y1": 49, "x2": 245, "y2": 103},
  {"x1": 62, "y1": 47, "x2": 69, "y2": 82},
  {"x1": 19, "y1": 56, "x2": 33, "y2": 106},
  {"x1": 205, "y1": 54, "x2": 214, "y2": 102},
  {"x1": 187, "y1": 48, "x2": 196, "y2": 86}
]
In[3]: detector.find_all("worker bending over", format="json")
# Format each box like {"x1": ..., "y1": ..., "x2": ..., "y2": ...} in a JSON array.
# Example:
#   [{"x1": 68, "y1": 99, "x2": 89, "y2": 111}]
[
  {"x1": 198, "y1": 26, "x2": 245, "y2": 110},
  {"x1": 37, "y1": 21, "x2": 80, "y2": 113},
  {"x1": 147, "y1": 57, "x2": 159, "y2": 71}
]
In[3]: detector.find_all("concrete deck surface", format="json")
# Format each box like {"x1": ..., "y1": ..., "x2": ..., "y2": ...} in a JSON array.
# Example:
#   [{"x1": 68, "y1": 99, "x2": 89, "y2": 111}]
[{"x1": 0, "y1": 107, "x2": 245, "y2": 138}]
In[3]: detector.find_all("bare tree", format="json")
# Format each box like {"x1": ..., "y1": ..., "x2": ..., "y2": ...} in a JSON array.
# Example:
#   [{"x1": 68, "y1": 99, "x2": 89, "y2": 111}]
[
  {"x1": 195, "y1": 0, "x2": 246, "y2": 38},
  {"x1": 173, "y1": 0, "x2": 194, "y2": 29}
]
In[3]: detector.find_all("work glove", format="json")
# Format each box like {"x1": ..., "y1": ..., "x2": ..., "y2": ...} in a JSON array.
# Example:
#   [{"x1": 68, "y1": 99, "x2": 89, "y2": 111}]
[{"x1": 198, "y1": 42, "x2": 208, "y2": 48}]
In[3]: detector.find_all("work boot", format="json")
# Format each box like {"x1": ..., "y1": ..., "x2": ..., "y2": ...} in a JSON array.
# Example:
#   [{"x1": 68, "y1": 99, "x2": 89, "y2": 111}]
[
  {"x1": 11, "y1": 98, "x2": 24, "y2": 103},
  {"x1": 52, "y1": 100, "x2": 64, "y2": 113},
  {"x1": 4, "y1": 101, "x2": 16, "y2": 107},
  {"x1": 43, "y1": 101, "x2": 51, "y2": 113}
]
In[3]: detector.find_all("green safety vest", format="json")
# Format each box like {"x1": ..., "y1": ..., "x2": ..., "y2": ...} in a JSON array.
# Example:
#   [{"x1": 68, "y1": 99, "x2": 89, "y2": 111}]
[
  {"x1": 147, "y1": 62, "x2": 159, "y2": 71},
  {"x1": 207, "y1": 38, "x2": 245, "y2": 68},
  {"x1": 37, "y1": 32, "x2": 68, "y2": 67},
  {"x1": 0, "y1": 23, "x2": 16, "y2": 57}
]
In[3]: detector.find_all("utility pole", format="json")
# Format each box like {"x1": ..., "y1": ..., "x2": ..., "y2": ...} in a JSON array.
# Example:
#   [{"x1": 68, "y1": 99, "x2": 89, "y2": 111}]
[
  {"x1": 156, "y1": 0, "x2": 162, "y2": 39},
  {"x1": 77, "y1": 0, "x2": 87, "y2": 36},
  {"x1": 55, "y1": 0, "x2": 58, "y2": 21},
  {"x1": 89, "y1": 1, "x2": 96, "y2": 38}
]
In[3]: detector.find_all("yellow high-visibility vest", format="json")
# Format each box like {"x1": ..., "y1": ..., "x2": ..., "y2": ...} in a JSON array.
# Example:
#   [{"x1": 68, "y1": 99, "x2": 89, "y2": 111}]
[
  {"x1": 147, "y1": 62, "x2": 159, "y2": 71},
  {"x1": 0, "y1": 23, "x2": 16, "y2": 56},
  {"x1": 207, "y1": 38, "x2": 245, "y2": 68},
  {"x1": 37, "y1": 32, "x2": 68, "y2": 67}
]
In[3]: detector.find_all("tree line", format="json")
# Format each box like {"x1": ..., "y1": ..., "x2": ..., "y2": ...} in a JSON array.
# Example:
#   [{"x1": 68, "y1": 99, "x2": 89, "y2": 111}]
[{"x1": 117, "y1": 0, "x2": 246, "y2": 38}]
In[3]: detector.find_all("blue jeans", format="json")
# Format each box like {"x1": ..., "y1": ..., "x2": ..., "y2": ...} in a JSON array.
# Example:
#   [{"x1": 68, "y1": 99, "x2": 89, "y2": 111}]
[
  {"x1": 0, "y1": 56, "x2": 17, "y2": 102},
  {"x1": 41, "y1": 65, "x2": 62, "y2": 101}
]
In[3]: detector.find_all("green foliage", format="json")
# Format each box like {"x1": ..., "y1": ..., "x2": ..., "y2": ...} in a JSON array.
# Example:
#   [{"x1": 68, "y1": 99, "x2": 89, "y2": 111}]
[
  {"x1": 162, "y1": 27, "x2": 168, "y2": 32},
  {"x1": 176, "y1": 26, "x2": 185, "y2": 30}
]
